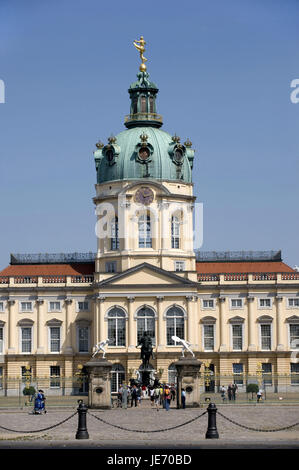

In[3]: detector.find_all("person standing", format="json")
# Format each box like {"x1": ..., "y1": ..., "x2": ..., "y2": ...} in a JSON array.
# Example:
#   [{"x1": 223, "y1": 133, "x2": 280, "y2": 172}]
[
  {"x1": 164, "y1": 385, "x2": 171, "y2": 411},
  {"x1": 131, "y1": 385, "x2": 138, "y2": 407},
  {"x1": 122, "y1": 384, "x2": 128, "y2": 409},
  {"x1": 228, "y1": 384, "x2": 232, "y2": 401},
  {"x1": 232, "y1": 383, "x2": 238, "y2": 401},
  {"x1": 149, "y1": 386, "x2": 155, "y2": 406},
  {"x1": 137, "y1": 385, "x2": 142, "y2": 406},
  {"x1": 154, "y1": 385, "x2": 160, "y2": 411},
  {"x1": 220, "y1": 385, "x2": 226, "y2": 403},
  {"x1": 181, "y1": 388, "x2": 186, "y2": 409}
]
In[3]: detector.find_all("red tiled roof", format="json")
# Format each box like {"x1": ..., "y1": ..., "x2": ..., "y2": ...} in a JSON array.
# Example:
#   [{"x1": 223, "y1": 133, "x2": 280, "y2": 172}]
[
  {"x1": 196, "y1": 261, "x2": 295, "y2": 274},
  {"x1": 0, "y1": 263, "x2": 95, "y2": 276}
]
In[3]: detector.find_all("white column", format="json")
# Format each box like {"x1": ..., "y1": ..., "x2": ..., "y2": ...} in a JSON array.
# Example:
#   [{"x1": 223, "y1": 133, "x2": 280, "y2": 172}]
[
  {"x1": 127, "y1": 296, "x2": 135, "y2": 350},
  {"x1": 156, "y1": 296, "x2": 164, "y2": 351},
  {"x1": 64, "y1": 298, "x2": 73, "y2": 354},
  {"x1": 36, "y1": 299, "x2": 44, "y2": 354},
  {"x1": 276, "y1": 296, "x2": 284, "y2": 350},
  {"x1": 7, "y1": 299, "x2": 15, "y2": 353},
  {"x1": 247, "y1": 296, "x2": 256, "y2": 351},
  {"x1": 219, "y1": 296, "x2": 227, "y2": 351},
  {"x1": 186, "y1": 295, "x2": 195, "y2": 346},
  {"x1": 98, "y1": 296, "x2": 106, "y2": 343}
]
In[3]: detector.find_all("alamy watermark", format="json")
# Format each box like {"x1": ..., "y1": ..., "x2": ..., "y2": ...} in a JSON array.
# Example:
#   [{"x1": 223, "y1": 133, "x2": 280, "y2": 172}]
[
  {"x1": 94, "y1": 198, "x2": 204, "y2": 250},
  {"x1": 290, "y1": 79, "x2": 299, "y2": 104},
  {"x1": 0, "y1": 79, "x2": 5, "y2": 103}
]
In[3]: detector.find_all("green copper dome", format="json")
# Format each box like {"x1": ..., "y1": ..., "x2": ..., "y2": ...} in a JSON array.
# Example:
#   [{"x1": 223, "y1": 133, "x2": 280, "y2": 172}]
[{"x1": 94, "y1": 71, "x2": 195, "y2": 184}]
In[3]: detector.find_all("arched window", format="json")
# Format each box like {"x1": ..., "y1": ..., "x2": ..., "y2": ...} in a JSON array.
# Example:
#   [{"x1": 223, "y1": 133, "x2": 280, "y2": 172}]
[
  {"x1": 107, "y1": 307, "x2": 126, "y2": 346},
  {"x1": 136, "y1": 306, "x2": 156, "y2": 344},
  {"x1": 171, "y1": 215, "x2": 180, "y2": 249},
  {"x1": 138, "y1": 213, "x2": 152, "y2": 248},
  {"x1": 149, "y1": 96, "x2": 154, "y2": 113},
  {"x1": 110, "y1": 217, "x2": 119, "y2": 251},
  {"x1": 140, "y1": 96, "x2": 147, "y2": 113},
  {"x1": 132, "y1": 97, "x2": 138, "y2": 114},
  {"x1": 166, "y1": 306, "x2": 185, "y2": 345},
  {"x1": 168, "y1": 363, "x2": 177, "y2": 385},
  {"x1": 111, "y1": 363, "x2": 125, "y2": 393}
]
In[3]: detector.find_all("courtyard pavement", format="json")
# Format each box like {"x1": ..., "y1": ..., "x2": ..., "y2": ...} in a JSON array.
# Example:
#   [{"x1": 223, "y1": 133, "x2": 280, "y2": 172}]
[{"x1": 0, "y1": 399, "x2": 299, "y2": 449}]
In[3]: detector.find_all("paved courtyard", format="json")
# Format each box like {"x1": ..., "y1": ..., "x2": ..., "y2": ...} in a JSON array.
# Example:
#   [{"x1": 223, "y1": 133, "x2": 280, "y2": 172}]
[{"x1": 0, "y1": 399, "x2": 299, "y2": 448}]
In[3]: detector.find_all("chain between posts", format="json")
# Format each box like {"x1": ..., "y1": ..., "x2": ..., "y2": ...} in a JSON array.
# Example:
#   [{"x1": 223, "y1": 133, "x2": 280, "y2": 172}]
[
  {"x1": 0, "y1": 411, "x2": 77, "y2": 433},
  {"x1": 88, "y1": 410, "x2": 208, "y2": 433},
  {"x1": 217, "y1": 411, "x2": 299, "y2": 433}
]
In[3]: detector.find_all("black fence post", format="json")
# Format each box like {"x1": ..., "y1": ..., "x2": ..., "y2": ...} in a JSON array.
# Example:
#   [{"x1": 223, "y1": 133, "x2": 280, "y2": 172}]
[
  {"x1": 76, "y1": 400, "x2": 89, "y2": 440},
  {"x1": 205, "y1": 403, "x2": 219, "y2": 439}
]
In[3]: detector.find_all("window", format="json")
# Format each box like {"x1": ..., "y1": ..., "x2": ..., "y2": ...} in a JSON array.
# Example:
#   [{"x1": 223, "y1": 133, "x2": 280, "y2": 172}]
[
  {"x1": 0, "y1": 327, "x2": 3, "y2": 354},
  {"x1": 291, "y1": 363, "x2": 299, "y2": 385},
  {"x1": 105, "y1": 261, "x2": 117, "y2": 273},
  {"x1": 171, "y1": 216, "x2": 180, "y2": 249},
  {"x1": 0, "y1": 302, "x2": 4, "y2": 312},
  {"x1": 290, "y1": 324, "x2": 299, "y2": 349},
  {"x1": 168, "y1": 363, "x2": 177, "y2": 385},
  {"x1": 166, "y1": 306, "x2": 185, "y2": 345},
  {"x1": 136, "y1": 307, "x2": 155, "y2": 345},
  {"x1": 49, "y1": 301, "x2": 61, "y2": 312},
  {"x1": 140, "y1": 96, "x2": 147, "y2": 113},
  {"x1": 111, "y1": 364, "x2": 125, "y2": 393},
  {"x1": 232, "y1": 324, "x2": 243, "y2": 350},
  {"x1": 259, "y1": 298, "x2": 272, "y2": 308},
  {"x1": 138, "y1": 214, "x2": 152, "y2": 248},
  {"x1": 110, "y1": 217, "x2": 119, "y2": 250},
  {"x1": 77, "y1": 301, "x2": 89, "y2": 311},
  {"x1": 21, "y1": 366, "x2": 32, "y2": 383},
  {"x1": 20, "y1": 302, "x2": 33, "y2": 312},
  {"x1": 262, "y1": 363, "x2": 272, "y2": 385},
  {"x1": 202, "y1": 299, "x2": 215, "y2": 309},
  {"x1": 50, "y1": 327, "x2": 60, "y2": 353},
  {"x1": 174, "y1": 261, "x2": 185, "y2": 272},
  {"x1": 107, "y1": 307, "x2": 126, "y2": 347},
  {"x1": 50, "y1": 366, "x2": 61, "y2": 388},
  {"x1": 230, "y1": 299, "x2": 243, "y2": 309},
  {"x1": 21, "y1": 327, "x2": 32, "y2": 353},
  {"x1": 260, "y1": 324, "x2": 271, "y2": 350},
  {"x1": 149, "y1": 96, "x2": 154, "y2": 113},
  {"x1": 288, "y1": 298, "x2": 299, "y2": 308},
  {"x1": 78, "y1": 326, "x2": 89, "y2": 353},
  {"x1": 232, "y1": 363, "x2": 244, "y2": 386},
  {"x1": 203, "y1": 324, "x2": 214, "y2": 351}
]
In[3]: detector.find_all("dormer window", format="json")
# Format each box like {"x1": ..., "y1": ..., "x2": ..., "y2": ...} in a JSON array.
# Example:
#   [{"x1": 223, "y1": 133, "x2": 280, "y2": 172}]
[{"x1": 106, "y1": 149, "x2": 114, "y2": 163}]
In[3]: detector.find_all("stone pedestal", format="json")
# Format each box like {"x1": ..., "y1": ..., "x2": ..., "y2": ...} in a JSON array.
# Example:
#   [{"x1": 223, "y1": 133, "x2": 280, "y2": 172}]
[
  {"x1": 84, "y1": 357, "x2": 113, "y2": 409},
  {"x1": 175, "y1": 357, "x2": 202, "y2": 408}
]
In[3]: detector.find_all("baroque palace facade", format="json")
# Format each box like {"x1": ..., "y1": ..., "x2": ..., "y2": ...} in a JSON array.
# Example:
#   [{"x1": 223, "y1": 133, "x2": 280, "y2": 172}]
[{"x1": 0, "y1": 45, "x2": 299, "y2": 395}]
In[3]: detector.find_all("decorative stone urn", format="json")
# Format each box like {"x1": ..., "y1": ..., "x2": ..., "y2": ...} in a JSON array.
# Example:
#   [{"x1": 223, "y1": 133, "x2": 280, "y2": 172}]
[
  {"x1": 175, "y1": 357, "x2": 202, "y2": 408},
  {"x1": 84, "y1": 357, "x2": 113, "y2": 409}
]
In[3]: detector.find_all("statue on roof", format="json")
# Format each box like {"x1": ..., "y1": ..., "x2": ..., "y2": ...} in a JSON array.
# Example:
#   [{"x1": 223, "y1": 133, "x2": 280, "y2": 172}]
[{"x1": 133, "y1": 36, "x2": 147, "y2": 71}]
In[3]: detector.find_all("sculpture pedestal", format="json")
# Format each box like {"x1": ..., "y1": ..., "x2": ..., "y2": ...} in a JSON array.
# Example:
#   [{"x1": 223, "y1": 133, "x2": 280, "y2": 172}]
[
  {"x1": 175, "y1": 357, "x2": 202, "y2": 408},
  {"x1": 84, "y1": 357, "x2": 113, "y2": 409}
]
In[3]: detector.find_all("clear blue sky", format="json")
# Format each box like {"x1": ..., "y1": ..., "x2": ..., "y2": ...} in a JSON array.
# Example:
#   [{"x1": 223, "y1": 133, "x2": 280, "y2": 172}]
[{"x1": 0, "y1": 0, "x2": 298, "y2": 269}]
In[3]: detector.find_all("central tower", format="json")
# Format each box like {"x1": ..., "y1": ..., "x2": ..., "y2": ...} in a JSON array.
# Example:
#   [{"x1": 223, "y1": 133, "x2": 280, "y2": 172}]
[{"x1": 93, "y1": 38, "x2": 197, "y2": 281}]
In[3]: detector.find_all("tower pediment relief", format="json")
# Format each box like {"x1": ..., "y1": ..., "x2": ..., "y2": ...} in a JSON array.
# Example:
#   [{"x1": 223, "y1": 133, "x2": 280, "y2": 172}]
[{"x1": 97, "y1": 263, "x2": 197, "y2": 288}]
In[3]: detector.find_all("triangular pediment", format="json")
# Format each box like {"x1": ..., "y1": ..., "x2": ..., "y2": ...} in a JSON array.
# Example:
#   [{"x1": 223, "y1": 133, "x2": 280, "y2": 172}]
[{"x1": 97, "y1": 263, "x2": 197, "y2": 288}]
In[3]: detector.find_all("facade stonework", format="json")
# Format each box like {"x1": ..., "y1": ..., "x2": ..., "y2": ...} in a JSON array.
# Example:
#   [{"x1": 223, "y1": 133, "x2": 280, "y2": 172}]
[{"x1": 0, "y1": 54, "x2": 298, "y2": 395}]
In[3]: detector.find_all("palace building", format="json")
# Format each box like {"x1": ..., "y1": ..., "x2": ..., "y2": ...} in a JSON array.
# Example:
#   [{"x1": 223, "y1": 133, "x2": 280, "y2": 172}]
[{"x1": 0, "y1": 42, "x2": 299, "y2": 395}]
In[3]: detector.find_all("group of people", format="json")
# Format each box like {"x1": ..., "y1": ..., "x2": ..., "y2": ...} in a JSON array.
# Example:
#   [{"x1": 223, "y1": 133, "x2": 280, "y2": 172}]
[
  {"x1": 117, "y1": 383, "x2": 177, "y2": 411},
  {"x1": 220, "y1": 383, "x2": 238, "y2": 402}
]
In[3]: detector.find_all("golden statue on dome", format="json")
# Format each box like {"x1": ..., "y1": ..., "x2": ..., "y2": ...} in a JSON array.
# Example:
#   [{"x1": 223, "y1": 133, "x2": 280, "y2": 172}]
[{"x1": 133, "y1": 36, "x2": 147, "y2": 72}]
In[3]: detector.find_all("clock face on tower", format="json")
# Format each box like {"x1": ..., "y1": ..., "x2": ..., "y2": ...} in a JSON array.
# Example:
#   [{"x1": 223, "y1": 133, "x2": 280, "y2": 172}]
[{"x1": 134, "y1": 187, "x2": 154, "y2": 205}]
